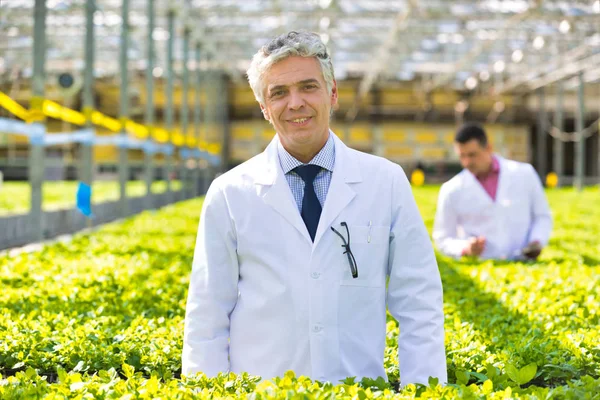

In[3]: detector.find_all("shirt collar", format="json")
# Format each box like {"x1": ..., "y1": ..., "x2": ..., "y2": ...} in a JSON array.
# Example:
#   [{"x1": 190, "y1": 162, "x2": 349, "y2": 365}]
[
  {"x1": 476, "y1": 155, "x2": 500, "y2": 180},
  {"x1": 277, "y1": 131, "x2": 335, "y2": 174},
  {"x1": 491, "y1": 155, "x2": 500, "y2": 173}
]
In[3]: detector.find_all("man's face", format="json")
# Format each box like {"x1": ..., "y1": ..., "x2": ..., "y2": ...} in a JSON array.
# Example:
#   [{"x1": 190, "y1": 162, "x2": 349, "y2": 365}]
[
  {"x1": 454, "y1": 139, "x2": 493, "y2": 176},
  {"x1": 260, "y1": 56, "x2": 338, "y2": 159}
]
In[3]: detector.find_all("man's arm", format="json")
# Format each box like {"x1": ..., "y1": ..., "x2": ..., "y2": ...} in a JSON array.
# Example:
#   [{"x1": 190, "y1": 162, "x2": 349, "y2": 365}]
[
  {"x1": 526, "y1": 165, "x2": 552, "y2": 246},
  {"x1": 432, "y1": 184, "x2": 469, "y2": 257},
  {"x1": 182, "y1": 181, "x2": 239, "y2": 377},
  {"x1": 386, "y1": 166, "x2": 447, "y2": 386}
]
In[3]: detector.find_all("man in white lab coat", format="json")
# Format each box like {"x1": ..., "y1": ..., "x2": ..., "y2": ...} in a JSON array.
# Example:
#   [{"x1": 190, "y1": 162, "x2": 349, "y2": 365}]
[
  {"x1": 433, "y1": 122, "x2": 552, "y2": 260},
  {"x1": 182, "y1": 31, "x2": 447, "y2": 386}
]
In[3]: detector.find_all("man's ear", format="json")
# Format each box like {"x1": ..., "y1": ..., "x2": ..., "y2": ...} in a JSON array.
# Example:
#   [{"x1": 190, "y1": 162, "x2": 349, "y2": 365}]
[
  {"x1": 260, "y1": 103, "x2": 270, "y2": 122},
  {"x1": 330, "y1": 79, "x2": 339, "y2": 107}
]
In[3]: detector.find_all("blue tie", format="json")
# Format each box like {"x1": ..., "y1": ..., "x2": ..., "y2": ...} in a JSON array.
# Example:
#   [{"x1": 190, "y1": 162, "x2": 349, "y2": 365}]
[{"x1": 295, "y1": 165, "x2": 322, "y2": 242}]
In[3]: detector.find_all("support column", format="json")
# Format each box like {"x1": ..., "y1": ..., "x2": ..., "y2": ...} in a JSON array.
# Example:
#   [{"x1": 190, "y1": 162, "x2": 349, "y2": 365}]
[
  {"x1": 144, "y1": 0, "x2": 155, "y2": 209},
  {"x1": 536, "y1": 87, "x2": 547, "y2": 180},
  {"x1": 29, "y1": 0, "x2": 47, "y2": 241},
  {"x1": 193, "y1": 41, "x2": 202, "y2": 197},
  {"x1": 118, "y1": 0, "x2": 130, "y2": 217},
  {"x1": 81, "y1": 0, "x2": 95, "y2": 190},
  {"x1": 181, "y1": 24, "x2": 190, "y2": 198},
  {"x1": 373, "y1": 124, "x2": 384, "y2": 158},
  {"x1": 165, "y1": 9, "x2": 175, "y2": 202},
  {"x1": 552, "y1": 80, "x2": 564, "y2": 186},
  {"x1": 219, "y1": 73, "x2": 230, "y2": 173},
  {"x1": 574, "y1": 72, "x2": 586, "y2": 191}
]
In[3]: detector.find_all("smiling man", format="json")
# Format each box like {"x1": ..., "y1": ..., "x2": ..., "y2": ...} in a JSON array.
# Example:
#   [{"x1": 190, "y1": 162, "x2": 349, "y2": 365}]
[{"x1": 182, "y1": 31, "x2": 447, "y2": 387}]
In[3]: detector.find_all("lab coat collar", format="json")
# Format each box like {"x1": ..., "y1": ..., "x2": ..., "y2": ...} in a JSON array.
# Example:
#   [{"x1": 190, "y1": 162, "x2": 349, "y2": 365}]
[
  {"x1": 463, "y1": 154, "x2": 508, "y2": 204},
  {"x1": 253, "y1": 131, "x2": 363, "y2": 245}
]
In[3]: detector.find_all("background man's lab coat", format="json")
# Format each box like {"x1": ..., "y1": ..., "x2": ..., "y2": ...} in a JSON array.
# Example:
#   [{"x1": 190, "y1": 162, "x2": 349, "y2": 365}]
[{"x1": 433, "y1": 156, "x2": 552, "y2": 259}]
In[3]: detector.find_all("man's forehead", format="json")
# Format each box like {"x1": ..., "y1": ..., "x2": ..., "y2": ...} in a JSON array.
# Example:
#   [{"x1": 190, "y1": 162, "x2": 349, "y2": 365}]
[
  {"x1": 455, "y1": 141, "x2": 483, "y2": 152},
  {"x1": 265, "y1": 57, "x2": 324, "y2": 88}
]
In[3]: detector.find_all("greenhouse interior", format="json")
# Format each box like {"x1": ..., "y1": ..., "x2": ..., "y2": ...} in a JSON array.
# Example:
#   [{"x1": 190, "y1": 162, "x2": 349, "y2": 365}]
[{"x1": 0, "y1": 0, "x2": 599, "y2": 398}]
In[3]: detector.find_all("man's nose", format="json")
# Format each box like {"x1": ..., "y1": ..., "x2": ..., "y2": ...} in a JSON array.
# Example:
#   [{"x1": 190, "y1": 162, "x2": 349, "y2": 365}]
[{"x1": 288, "y1": 90, "x2": 305, "y2": 110}]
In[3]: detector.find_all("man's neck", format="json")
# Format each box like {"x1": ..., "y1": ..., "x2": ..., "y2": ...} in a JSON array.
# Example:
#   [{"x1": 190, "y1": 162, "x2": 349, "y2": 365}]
[
  {"x1": 281, "y1": 134, "x2": 329, "y2": 164},
  {"x1": 476, "y1": 155, "x2": 496, "y2": 179}
]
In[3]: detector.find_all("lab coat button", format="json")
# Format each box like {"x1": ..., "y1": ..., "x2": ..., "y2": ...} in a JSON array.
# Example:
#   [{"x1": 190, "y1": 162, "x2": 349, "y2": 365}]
[
  {"x1": 311, "y1": 272, "x2": 320, "y2": 279},
  {"x1": 312, "y1": 325, "x2": 322, "y2": 333}
]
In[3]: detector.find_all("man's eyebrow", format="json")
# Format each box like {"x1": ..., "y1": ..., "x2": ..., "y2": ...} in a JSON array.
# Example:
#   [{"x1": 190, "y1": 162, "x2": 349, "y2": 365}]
[
  {"x1": 267, "y1": 84, "x2": 286, "y2": 92},
  {"x1": 297, "y1": 79, "x2": 320, "y2": 85},
  {"x1": 267, "y1": 79, "x2": 320, "y2": 92}
]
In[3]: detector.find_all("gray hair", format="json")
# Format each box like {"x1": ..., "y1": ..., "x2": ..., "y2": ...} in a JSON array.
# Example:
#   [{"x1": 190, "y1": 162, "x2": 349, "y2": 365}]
[{"x1": 246, "y1": 31, "x2": 335, "y2": 105}]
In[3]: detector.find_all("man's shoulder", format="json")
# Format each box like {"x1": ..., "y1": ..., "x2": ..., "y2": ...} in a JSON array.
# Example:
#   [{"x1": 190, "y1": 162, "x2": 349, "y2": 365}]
[
  {"x1": 345, "y1": 147, "x2": 404, "y2": 175},
  {"x1": 500, "y1": 157, "x2": 535, "y2": 175},
  {"x1": 440, "y1": 170, "x2": 468, "y2": 194},
  {"x1": 210, "y1": 153, "x2": 266, "y2": 191}
]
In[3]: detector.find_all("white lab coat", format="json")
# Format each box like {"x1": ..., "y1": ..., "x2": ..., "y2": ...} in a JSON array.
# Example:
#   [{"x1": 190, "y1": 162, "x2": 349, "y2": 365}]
[
  {"x1": 182, "y1": 133, "x2": 447, "y2": 386},
  {"x1": 433, "y1": 156, "x2": 552, "y2": 259}
]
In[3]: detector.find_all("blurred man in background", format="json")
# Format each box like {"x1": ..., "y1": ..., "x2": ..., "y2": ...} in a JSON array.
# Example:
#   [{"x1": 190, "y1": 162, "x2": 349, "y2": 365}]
[{"x1": 433, "y1": 122, "x2": 552, "y2": 260}]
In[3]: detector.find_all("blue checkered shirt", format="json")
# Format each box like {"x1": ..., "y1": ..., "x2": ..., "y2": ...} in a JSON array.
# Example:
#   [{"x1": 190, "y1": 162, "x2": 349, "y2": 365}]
[{"x1": 277, "y1": 133, "x2": 335, "y2": 213}]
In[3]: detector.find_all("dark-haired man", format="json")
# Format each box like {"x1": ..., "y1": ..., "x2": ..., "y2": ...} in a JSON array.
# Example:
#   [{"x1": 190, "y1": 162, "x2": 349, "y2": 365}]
[{"x1": 433, "y1": 122, "x2": 552, "y2": 260}]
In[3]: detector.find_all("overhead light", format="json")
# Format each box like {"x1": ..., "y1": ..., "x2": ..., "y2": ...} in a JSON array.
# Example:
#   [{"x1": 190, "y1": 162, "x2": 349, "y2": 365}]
[
  {"x1": 479, "y1": 70, "x2": 490, "y2": 82},
  {"x1": 512, "y1": 49, "x2": 524, "y2": 63},
  {"x1": 559, "y1": 20, "x2": 570, "y2": 34},
  {"x1": 594, "y1": 0, "x2": 600, "y2": 14},
  {"x1": 319, "y1": 17, "x2": 330, "y2": 31},
  {"x1": 477, "y1": 30, "x2": 489, "y2": 40},
  {"x1": 455, "y1": 100, "x2": 469, "y2": 113},
  {"x1": 319, "y1": 0, "x2": 333, "y2": 9},
  {"x1": 152, "y1": 28, "x2": 169, "y2": 41},
  {"x1": 437, "y1": 33, "x2": 449, "y2": 44},
  {"x1": 465, "y1": 77, "x2": 478, "y2": 90},
  {"x1": 493, "y1": 60, "x2": 506, "y2": 73},
  {"x1": 7, "y1": 27, "x2": 19, "y2": 37},
  {"x1": 152, "y1": 67, "x2": 163, "y2": 78},
  {"x1": 493, "y1": 101, "x2": 505, "y2": 113},
  {"x1": 452, "y1": 33, "x2": 465, "y2": 44},
  {"x1": 533, "y1": 36, "x2": 545, "y2": 50}
]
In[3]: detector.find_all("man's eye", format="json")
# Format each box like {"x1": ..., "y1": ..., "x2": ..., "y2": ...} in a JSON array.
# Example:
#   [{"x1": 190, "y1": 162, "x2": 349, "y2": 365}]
[
  {"x1": 270, "y1": 90, "x2": 284, "y2": 98},
  {"x1": 304, "y1": 84, "x2": 317, "y2": 90}
]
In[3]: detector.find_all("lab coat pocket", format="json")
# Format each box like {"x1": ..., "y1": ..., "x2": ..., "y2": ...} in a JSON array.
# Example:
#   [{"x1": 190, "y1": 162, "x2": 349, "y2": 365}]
[{"x1": 338, "y1": 225, "x2": 389, "y2": 288}]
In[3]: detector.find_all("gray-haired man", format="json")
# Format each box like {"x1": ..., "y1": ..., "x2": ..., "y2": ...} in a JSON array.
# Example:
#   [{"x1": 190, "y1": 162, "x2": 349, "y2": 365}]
[{"x1": 182, "y1": 31, "x2": 447, "y2": 386}]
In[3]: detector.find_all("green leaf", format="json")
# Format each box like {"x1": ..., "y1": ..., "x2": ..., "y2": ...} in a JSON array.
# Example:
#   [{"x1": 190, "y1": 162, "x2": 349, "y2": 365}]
[
  {"x1": 517, "y1": 363, "x2": 537, "y2": 385},
  {"x1": 122, "y1": 363, "x2": 134, "y2": 379},
  {"x1": 470, "y1": 372, "x2": 488, "y2": 383},
  {"x1": 57, "y1": 367, "x2": 67, "y2": 383},
  {"x1": 485, "y1": 363, "x2": 498, "y2": 379},
  {"x1": 428, "y1": 376, "x2": 439, "y2": 388},
  {"x1": 482, "y1": 379, "x2": 493, "y2": 394},
  {"x1": 505, "y1": 364, "x2": 520, "y2": 384},
  {"x1": 506, "y1": 363, "x2": 537, "y2": 385},
  {"x1": 25, "y1": 367, "x2": 37, "y2": 380},
  {"x1": 455, "y1": 370, "x2": 469, "y2": 385},
  {"x1": 341, "y1": 376, "x2": 356, "y2": 385}
]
